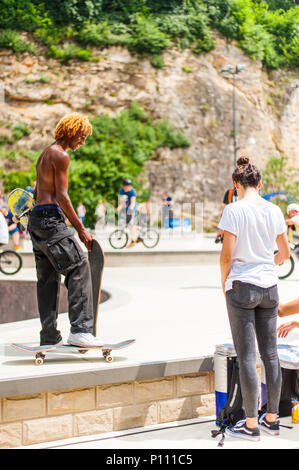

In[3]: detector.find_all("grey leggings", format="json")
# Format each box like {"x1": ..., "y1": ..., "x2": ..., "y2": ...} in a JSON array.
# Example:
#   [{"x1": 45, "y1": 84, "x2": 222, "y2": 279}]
[{"x1": 226, "y1": 281, "x2": 282, "y2": 418}]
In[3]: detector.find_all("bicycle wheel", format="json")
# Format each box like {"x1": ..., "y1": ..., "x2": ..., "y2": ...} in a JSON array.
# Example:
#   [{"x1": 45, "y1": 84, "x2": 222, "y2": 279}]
[
  {"x1": 109, "y1": 229, "x2": 128, "y2": 249},
  {"x1": 0, "y1": 250, "x2": 22, "y2": 275},
  {"x1": 142, "y1": 228, "x2": 160, "y2": 249},
  {"x1": 275, "y1": 252, "x2": 295, "y2": 280}
]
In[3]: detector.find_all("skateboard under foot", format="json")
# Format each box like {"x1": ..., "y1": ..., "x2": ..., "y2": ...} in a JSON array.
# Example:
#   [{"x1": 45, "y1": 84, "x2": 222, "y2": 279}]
[{"x1": 11, "y1": 339, "x2": 136, "y2": 365}]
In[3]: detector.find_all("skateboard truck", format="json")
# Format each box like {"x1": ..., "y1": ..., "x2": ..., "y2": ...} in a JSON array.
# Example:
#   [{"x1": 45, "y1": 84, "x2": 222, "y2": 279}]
[{"x1": 33, "y1": 346, "x2": 115, "y2": 365}]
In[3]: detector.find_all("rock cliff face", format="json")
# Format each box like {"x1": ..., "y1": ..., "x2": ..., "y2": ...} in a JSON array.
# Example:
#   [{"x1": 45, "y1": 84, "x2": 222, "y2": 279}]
[{"x1": 0, "y1": 35, "x2": 298, "y2": 219}]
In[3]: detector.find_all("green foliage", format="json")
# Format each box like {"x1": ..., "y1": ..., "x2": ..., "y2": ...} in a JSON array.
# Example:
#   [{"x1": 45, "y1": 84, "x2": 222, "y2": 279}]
[
  {"x1": 1, "y1": 103, "x2": 190, "y2": 228},
  {"x1": 0, "y1": 0, "x2": 52, "y2": 32},
  {"x1": 12, "y1": 122, "x2": 31, "y2": 140},
  {"x1": 2, "y1": 168, "x2": 36, "y2": 193},
  {"x1": 76, "y1": 21, "x2": 130, "y2": 48},
  {"x1": 128, "y1": 14, "x2": 170, "y2": 55},
  {"x1": 216, "y1": 0, "x2": 299, "y2": 68},
  {"x1": 150, "y1": 54, "x2": 164, "y2": 68},
  {"x1": 49, "y1": 42, "x2": 93, "y2": 63},
  {"x1": 0, "y1": 30, "x2": 37, "y2": 54},
  {"x1": 0, "y1": 0, "x2": 298, "y2": 68},
  {"x1": 156, "y1": 7, "x2": 215, "y2": 54},
  {"x1": 41, "y1": 0, "x2": 104, "y2": 27}
]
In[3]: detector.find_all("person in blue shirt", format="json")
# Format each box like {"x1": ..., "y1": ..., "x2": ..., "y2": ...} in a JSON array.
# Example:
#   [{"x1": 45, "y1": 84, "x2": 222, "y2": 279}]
[{"x1": 117, "y1": 179, "x2": 138, "y2": 248}]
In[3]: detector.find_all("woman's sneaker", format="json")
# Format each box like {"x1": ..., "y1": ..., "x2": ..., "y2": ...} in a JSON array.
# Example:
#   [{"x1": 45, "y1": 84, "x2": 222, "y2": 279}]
[
  {"x1": 258, "y1": 413, "x2": 280, "y2": 436},
  {"x1": 226, "y1": 419, "x2": 261, "y2": 441}
]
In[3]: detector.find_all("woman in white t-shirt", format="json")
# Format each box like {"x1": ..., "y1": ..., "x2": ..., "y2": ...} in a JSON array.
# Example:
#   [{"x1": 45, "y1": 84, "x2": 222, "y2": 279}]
[{"x1": 219, "y1": 157, "x2": 290, "y2": 442}]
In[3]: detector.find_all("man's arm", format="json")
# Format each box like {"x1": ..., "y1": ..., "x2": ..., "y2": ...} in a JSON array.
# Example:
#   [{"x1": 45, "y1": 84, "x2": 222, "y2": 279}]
[{"x1": 52, "y1": 151, "x2": 93, "y2": 250}]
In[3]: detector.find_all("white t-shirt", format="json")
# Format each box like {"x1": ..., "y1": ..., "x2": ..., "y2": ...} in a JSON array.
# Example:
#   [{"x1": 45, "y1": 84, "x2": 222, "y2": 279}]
[
  {"x1": 0, "y1": 212, "x2": 9, "y2": 245},
  {"x1": 218, "y1": 198, "x2": 287, "y2": 291}
]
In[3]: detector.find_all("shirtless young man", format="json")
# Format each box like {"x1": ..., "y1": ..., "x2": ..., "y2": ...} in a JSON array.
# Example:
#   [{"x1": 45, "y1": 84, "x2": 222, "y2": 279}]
[{"x1": 28, "y1": 113, "x2": 103, "y2": 347}]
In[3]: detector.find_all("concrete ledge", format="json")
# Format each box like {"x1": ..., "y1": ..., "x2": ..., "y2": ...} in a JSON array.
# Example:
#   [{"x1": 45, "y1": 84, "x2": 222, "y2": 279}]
[
  {"x1": 0, "y1": 364, "x2": 215, "y2": 448},
  {"x1": 20, "y1": 250, "x2": 220, "y2": 268}
]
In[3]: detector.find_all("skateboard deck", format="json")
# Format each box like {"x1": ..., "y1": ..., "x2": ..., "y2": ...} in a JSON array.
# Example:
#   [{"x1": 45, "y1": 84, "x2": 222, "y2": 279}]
[
  {"x1": 88, "y1": 239, "x2": 105, "y2": 336},
  {"x1": 7, "y1": 188, "x2": 35, "y2": 228},
  {"x1": 10, "y1": 339, "x2": 135, "y2": 365}
]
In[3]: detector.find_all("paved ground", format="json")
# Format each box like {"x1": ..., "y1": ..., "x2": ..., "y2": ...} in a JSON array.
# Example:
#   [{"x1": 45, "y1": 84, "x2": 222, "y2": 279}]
[{"x1": 22, "y1": 415, "x2": 299, "y2": 450}]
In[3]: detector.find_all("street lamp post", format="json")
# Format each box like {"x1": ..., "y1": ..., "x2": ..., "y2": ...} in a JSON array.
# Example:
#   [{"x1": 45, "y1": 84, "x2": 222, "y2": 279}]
[{"x1": 220, "y1": 64, "x2": 246, "y2": 166}]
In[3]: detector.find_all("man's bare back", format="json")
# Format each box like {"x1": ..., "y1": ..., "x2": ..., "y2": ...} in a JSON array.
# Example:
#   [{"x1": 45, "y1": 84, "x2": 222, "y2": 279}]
[{"x1": 36, "y1": 143, "x2": 67, "y2": 205}]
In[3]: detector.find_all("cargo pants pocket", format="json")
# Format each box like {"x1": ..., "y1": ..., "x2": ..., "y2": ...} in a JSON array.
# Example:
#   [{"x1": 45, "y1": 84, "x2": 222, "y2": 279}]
[{"x1": 47, "y1": 236, "x2": 84, "y2": 273}]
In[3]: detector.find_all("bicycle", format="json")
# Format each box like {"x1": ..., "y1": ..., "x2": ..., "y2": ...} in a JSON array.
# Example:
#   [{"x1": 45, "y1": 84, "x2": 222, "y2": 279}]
[
  {"x1": 0, "y1": 246, "x2": 23, "y2": 275},
  {"x1": 109, "y1": 223, "x2": 160, "y2": 249}
]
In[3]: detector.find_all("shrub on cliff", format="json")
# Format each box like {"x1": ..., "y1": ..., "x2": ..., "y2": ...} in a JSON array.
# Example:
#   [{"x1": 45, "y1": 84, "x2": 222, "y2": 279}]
[{"x1": 0, "y1": 30, "x2": 36, "y2": 54}]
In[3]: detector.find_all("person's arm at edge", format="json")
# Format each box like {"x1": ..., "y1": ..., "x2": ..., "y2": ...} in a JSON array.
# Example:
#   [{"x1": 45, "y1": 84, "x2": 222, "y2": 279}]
[
  {"x1": 277, "y1": 321, "x2": 299, "y2": 338},
  {"x1": 278, "y1": 297, "x2": 299, "y2": 317},
  {"x1": 220, "y1": 230, "x2": 236, "y2": 294}
]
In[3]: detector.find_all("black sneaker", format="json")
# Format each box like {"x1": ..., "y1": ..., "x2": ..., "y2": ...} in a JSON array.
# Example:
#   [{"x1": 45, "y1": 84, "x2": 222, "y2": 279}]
[
  {"x1": 226, "y1": 419, "x2": 261, "y2": 441},
  {"x1": 258, "y1": 413, "x2": 280, "y2": 436}
]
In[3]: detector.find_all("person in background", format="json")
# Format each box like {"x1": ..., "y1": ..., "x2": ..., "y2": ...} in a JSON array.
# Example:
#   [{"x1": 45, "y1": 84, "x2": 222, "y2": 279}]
[
  {"x1": 285, "y1": 203, "x2": 299, "y2": 228},
  {"x1": 162, "y1": 192, "x2": 173, "y2": 229},
  {"x1": 0, "y1": 205, "x2": 9, "y2": 246},
  {"x1": 76, "y1": 202, "x2": 86, "y2": 226},
  {"x1": 215, "y1": 187, "x2": 238, "y2": 242},
  {"x1": 219, "y1": 156, "x2": 289, "y2": 441},
  {"x1": 3, "y1": 207, "x2": 22, "y2": 251},
  {"x1": 95, "y1": 199, "x2": 106, "y2": 231},
  {"x1": 0, "y1": 190, "x2": 4, "y2": 209},
  {"x1": 117, "y1": 179, "x2": 137, "y2": 248}
]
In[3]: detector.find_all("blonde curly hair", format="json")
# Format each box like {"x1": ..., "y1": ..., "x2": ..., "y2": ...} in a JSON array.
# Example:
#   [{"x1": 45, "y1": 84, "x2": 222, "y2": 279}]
[{"x1": 54, "y1": 113, "x2": 92, "y2": 140}]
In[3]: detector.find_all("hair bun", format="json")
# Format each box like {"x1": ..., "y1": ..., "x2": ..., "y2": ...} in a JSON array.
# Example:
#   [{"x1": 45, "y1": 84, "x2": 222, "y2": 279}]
[{"x1": 236, "y1": 156, "x2": 249, "y2": 166}]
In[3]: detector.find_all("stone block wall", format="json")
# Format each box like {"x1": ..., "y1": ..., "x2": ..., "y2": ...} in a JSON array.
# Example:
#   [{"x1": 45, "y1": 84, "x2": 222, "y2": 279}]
[{"x1": 0, "y1": 371, "x2": 215, "y2": 448}]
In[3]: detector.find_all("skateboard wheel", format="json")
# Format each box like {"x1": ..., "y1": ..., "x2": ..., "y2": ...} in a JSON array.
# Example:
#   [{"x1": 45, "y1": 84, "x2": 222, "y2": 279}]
[
  {"x1": 105, "y1": 355, "x2": 113, "y2": 363},
  {"x1": 35, "y1": 357, "x2": 44, "y2": 365}
]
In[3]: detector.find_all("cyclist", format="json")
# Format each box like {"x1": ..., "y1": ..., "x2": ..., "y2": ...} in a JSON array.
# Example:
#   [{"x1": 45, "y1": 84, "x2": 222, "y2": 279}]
[
  {"x1": 3, "y1": 207, "x2": 22, "y2": 251},
  {"x1": 0, "y1": 205, "x2": 9, "y2": 246},
  {"x1": 117, "y1": 179, "x2": 137, "y2": 248},
  {"x1": 286, "y1": 203, "x2": 299, "y2": 229}
]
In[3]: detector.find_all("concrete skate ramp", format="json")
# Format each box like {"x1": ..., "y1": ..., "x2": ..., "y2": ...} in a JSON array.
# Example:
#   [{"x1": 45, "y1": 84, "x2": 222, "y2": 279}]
[{"x1": 0, "y1": 280, "x2": 109, "y2": 323}]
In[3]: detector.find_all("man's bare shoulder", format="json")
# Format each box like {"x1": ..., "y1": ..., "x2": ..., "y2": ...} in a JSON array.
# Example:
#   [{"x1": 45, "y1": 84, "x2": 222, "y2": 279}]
[{"x1": 43, "y1": 144, "x2": 69, "y2": 167}]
